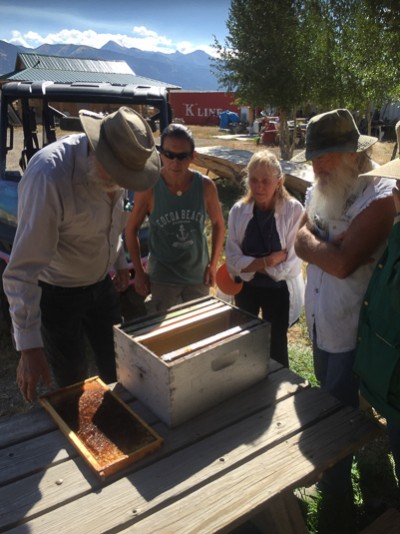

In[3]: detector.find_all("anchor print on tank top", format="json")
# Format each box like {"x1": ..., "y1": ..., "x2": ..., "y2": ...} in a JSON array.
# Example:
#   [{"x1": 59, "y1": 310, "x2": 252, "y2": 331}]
[{"x1": 172, "y1": 223, "x2": 194, "y2": 248}]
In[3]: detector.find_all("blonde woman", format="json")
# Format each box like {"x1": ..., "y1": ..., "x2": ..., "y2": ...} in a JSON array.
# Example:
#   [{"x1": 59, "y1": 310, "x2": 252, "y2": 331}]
[{"x1": 225, "y1": 150, "x2": 304, "y2": 367}]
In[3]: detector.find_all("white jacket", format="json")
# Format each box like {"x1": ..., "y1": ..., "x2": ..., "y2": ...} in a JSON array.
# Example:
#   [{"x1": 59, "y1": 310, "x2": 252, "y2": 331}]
[{"x1": 226, "y1": 197, "x2": 305, "y2": 326}]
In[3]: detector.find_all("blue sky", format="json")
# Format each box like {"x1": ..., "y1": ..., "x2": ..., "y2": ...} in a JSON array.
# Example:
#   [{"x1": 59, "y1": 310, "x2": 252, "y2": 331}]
[{"x1": 0, "y1": 0, "x2": 231, "y2": 56}]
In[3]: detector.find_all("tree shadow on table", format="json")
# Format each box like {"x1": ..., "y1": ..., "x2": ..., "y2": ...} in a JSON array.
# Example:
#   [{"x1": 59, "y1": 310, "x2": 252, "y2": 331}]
[{"x1": 295, "y1": 416, "x2": 400, "y2": 533}]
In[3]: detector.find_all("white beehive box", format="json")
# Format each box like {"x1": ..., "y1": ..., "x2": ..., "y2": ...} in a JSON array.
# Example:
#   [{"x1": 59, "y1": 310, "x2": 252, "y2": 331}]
[{"x1": 114, "y1": 296, "x2": 270, "y2": 427}]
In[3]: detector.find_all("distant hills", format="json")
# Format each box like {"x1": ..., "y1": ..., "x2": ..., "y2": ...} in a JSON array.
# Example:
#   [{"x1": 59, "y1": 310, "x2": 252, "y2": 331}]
[{"x1": 0, "y1": 40, "x2": 222, "y2": 91}]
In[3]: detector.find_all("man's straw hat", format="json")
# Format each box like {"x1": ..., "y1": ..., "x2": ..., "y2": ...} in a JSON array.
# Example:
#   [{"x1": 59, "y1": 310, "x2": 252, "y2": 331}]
[
  {"x1": 360, "y1": 120, "x2": 400, "y2": 181},
  {"x1": 79, "y1": 107, "x2": 160, "y2": 191}
]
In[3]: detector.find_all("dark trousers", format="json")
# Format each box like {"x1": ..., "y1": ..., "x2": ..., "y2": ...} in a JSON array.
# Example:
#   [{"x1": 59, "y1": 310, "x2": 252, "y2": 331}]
[
  {"x1": 312, "y1": 331, "x2": 358, "y2": 498},
  {"x1": 235, "y1": 282, "x2": 290, "y2": 367},
  {"x1": 40, "y1": 276, "x2": 121, "y2": 387}
]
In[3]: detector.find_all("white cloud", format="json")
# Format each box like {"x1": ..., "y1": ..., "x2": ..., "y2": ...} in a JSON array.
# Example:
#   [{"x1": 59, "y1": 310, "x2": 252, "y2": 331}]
[
  {"x1": 5, "y1": 27, "x2": 214, "y2": 55},
  {"x1": 8, "y1": 31, "x2": 34, "y2": 48},
  {"x1": 176, "y1": 40, "x2": 217, "y2": 57},
  {"x1": 176, "y1": 41, "x2": 196, "y2": 54},
  {"x1": 133, "y1": 26, "x2": 157, "y2": 38}
]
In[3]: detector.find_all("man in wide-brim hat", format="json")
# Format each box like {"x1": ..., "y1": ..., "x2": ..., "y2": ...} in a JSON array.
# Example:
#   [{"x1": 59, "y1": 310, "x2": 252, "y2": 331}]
[
  {"x1": 294, "y1": 108, "x2": 396, "y2": 506},
  {"x1": 3, "y1": 106, "x2": 160, "y2": 403},
  {"x1": 354, "y1": 119, "x2": 400, "y2": 489}
]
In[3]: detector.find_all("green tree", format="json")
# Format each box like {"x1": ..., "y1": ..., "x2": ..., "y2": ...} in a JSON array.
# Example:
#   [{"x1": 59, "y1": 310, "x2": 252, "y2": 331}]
[
  {"x1": 212, "y1": 0, "x2": 314, "y2": 159},
  {"x1": 213, "y1": 0, "x2": 400, "y2": 156},
  {"x1": 332, "y1": 0, "x2": 400, "y2": 134}
]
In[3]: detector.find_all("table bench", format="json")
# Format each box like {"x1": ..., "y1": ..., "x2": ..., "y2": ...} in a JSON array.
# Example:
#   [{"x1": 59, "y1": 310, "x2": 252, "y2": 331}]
[{"x1": 0, "y1": 360, "x2": 382, "y2": 533}]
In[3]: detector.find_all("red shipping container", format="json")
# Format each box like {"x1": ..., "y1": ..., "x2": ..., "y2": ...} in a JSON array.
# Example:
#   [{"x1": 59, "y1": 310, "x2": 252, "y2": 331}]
[{"x1": 169, "y1": 91, "x2": 241, "y2": 126}]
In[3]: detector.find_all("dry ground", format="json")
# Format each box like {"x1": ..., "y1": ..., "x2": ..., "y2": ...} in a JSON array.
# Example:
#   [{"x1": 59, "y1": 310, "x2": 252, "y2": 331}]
[{"x1": 0, "y1": 125, "x2": 396, "y2": 420}]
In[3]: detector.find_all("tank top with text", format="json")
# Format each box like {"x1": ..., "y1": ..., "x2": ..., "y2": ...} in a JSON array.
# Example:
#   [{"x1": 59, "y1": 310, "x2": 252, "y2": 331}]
[{"x1": 148, "y1": 171, "x2": 209, "y2": 285}]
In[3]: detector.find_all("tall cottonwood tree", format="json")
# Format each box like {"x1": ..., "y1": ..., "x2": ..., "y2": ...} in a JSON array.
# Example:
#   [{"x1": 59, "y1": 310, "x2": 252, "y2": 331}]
[
  {"x1": 213, "y1": 0, "x2": 400, "y2": 157},
  {"x1": 330, "y1": 0, "x2": 400, "y2": 134},
  {"x1": 212, "y1": 0, "x2": 314, "y2": 159}
]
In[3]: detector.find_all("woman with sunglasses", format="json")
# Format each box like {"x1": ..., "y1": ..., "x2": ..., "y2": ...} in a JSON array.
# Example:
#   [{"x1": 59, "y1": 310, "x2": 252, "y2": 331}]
[{"x1": 126, "y1": 123, "x2": 225, "y2": 312}]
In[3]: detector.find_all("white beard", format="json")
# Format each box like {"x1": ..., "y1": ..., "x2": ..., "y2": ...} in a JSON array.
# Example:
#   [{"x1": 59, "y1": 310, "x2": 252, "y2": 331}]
[{"x1": 307, "y1": 158, "x2": 370, "y2": 225}]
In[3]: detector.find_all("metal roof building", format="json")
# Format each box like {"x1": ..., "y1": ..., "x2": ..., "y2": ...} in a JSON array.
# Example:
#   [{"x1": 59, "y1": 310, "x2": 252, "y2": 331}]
[{"x1": 0, "y1": 52, "x2": 180, "y2": 89}]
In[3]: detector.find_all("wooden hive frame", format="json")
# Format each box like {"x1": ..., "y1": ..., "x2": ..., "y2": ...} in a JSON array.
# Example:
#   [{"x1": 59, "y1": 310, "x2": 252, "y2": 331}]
[{"x1": 40, "y1": 376, "x2": 163, "y2": 479}]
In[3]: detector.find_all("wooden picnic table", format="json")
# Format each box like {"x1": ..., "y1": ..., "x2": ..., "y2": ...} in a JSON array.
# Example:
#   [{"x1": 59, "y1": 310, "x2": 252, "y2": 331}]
[
  {"x1": 0, "y1": 360, "x2": 381, "y2": 533},
  {"x1": 193, "y1": 146, "x2": 314, "y2": 196}
]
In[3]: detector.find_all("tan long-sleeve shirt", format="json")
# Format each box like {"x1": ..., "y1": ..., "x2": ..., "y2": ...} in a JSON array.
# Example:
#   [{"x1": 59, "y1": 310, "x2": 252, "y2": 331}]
[{"x1": 3, "y1": 134, "x2": 128, "y2": 351}]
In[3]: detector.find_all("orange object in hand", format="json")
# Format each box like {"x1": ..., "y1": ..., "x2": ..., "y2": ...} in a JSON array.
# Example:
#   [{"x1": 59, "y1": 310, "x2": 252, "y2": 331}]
[{"x1": 216, "y1": 263, "x2": 243, "y2": 295}]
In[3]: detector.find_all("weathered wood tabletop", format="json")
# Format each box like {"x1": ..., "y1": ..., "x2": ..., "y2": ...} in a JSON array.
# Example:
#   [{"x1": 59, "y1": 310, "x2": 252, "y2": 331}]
[{"x1": 0, "y1": 360, "x2": 382, "y2": 533}]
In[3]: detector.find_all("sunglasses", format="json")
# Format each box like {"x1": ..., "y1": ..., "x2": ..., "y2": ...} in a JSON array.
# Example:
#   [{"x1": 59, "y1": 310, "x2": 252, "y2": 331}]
[{"x1": 158, "y1": 147, "x2": 193, "y2": 161}]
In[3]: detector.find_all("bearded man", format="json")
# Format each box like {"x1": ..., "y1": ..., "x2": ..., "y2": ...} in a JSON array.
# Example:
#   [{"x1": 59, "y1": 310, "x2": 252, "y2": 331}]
[
  {"x1": 3, "y1": 107, "x2": 160, "y2": 403},
  {"x1": 294, "y1": 109, "x2": 395, "y2": 501}
]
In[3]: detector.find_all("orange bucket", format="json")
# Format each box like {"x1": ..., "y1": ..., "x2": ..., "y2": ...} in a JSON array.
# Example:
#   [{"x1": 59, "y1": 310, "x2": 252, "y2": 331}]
[{"x1": 216, "y1": 263, "x2": 243, "y2": 295}]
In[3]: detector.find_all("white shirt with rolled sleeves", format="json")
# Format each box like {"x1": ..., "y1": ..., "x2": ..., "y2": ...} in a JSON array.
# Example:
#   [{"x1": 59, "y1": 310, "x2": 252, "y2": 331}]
[
  {"x1": 304, "y1": 175, "x2": 395, "y2": 353},
  {"x1": 226, "y1": 197, "x2": 305, "y2": 326},
  {"x1": 3, "y1": 134, "x2": 128, "y2": 352}
]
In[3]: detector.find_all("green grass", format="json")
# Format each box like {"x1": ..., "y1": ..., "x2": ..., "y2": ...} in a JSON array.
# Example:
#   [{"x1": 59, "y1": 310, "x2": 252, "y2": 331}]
[
  {"x1": 289, "y1": 342, "x2": 317, "y2": 387},
  {"x1": 288, "y1": 311, "x2": 318, "y2": 387}
]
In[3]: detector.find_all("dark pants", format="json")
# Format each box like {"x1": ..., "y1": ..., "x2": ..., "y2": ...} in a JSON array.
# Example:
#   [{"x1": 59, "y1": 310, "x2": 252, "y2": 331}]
[
  {"x1": 40, "y1": 276, "x2": 121, "y2": 387},
  {"x1": 313, "y1": 331, "x2": 359, "y2": 498},
  {"x1": 235, "y1": 282, "x2": 290, "y2": 367}
]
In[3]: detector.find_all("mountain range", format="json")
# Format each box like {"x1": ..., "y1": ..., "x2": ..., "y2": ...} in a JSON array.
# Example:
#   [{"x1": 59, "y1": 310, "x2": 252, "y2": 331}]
[{"x1": 0, "y1": 40, "x2": 222, "y2": 91}]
